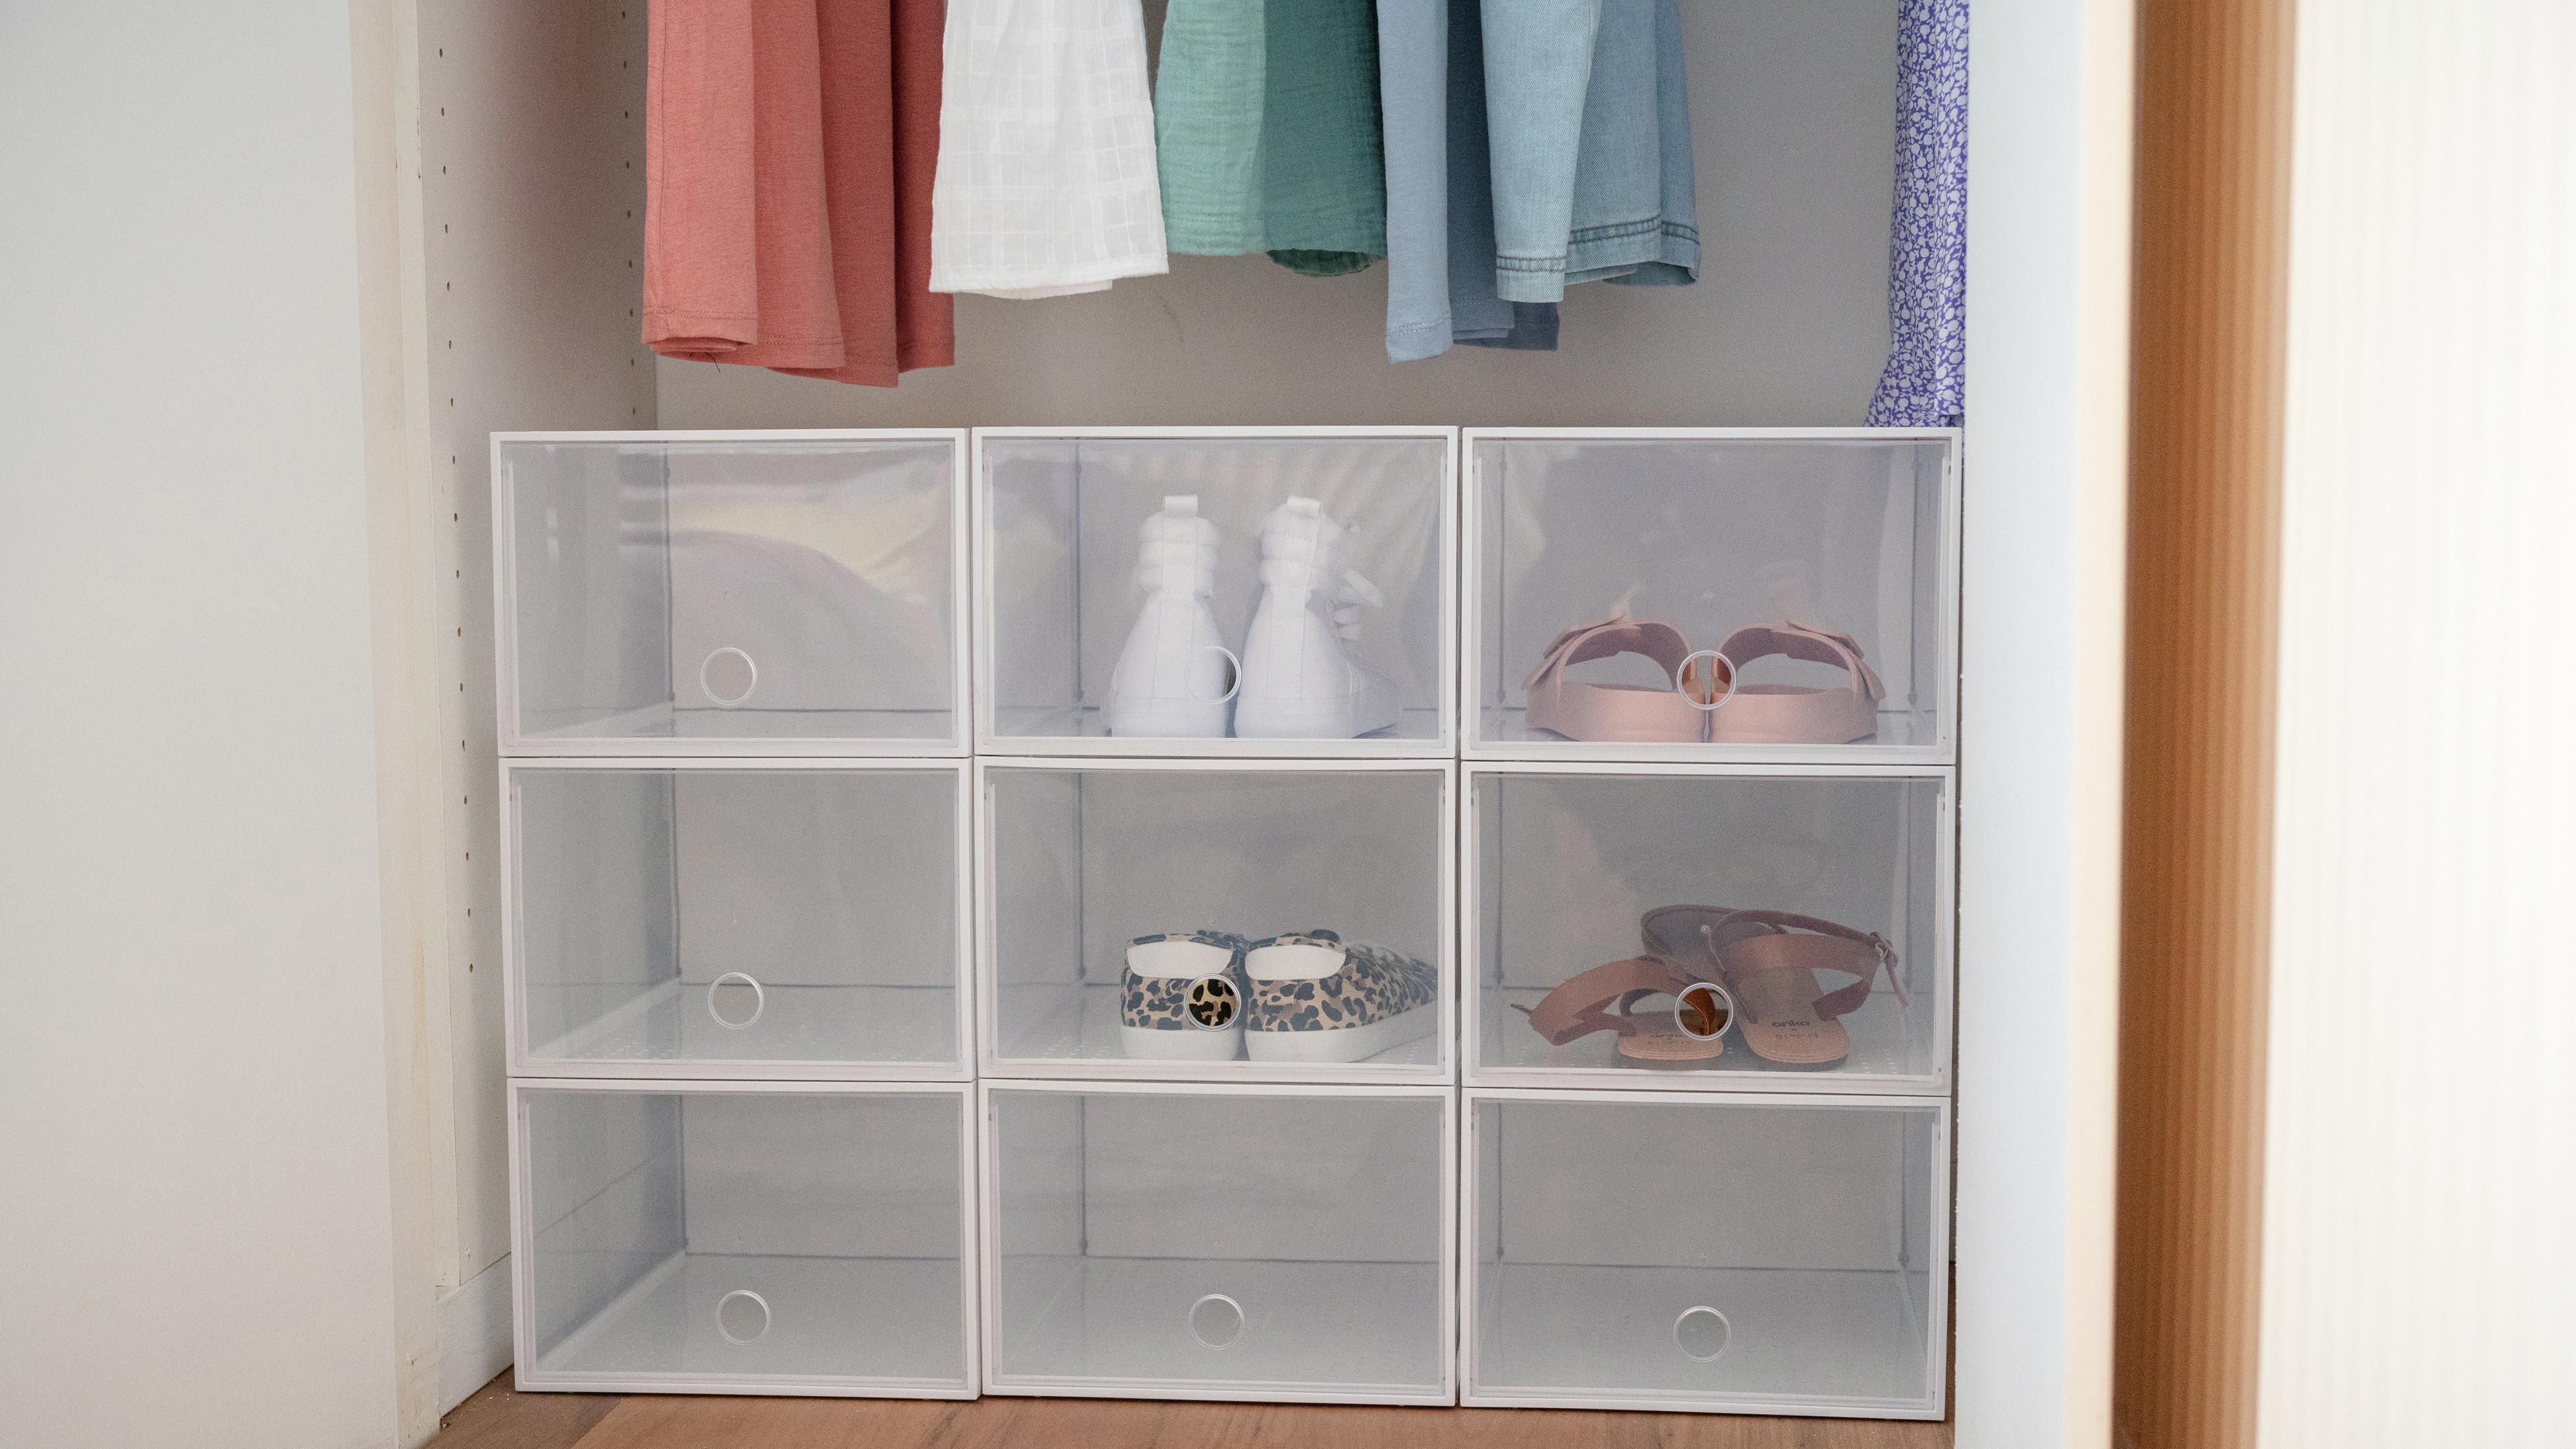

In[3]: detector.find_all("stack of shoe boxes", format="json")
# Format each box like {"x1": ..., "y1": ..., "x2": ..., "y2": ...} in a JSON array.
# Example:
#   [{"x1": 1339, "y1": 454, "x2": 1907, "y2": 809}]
[
  {"x1": 972, "y1": 428, "x2": 1461, "y2": 1403},
  {"x1": 493, "y1": 424, "x2": 1958, "y2": 1417},
  {"x1": 1456, "y1": 429, "x2": 1957, "y2": 1417},
  {"x1": 495, "y1": 431, "x2": 982, "y2": 1397}
]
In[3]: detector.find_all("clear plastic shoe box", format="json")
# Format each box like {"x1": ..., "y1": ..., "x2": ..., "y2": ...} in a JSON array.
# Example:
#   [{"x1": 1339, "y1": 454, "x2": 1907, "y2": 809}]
[
  {"x1": 1464, "y1": 1091, "x2": 1946, "y2": 1416},
  {"x1": 1464, "y1": 430, "x2": 1958, "y2": 764},
  {"x1": 976, "y1": 759, "x2": 1453, "y2": 1083},
  {"x1": 976, "y1": 429, "x2": 1454, "y2": 757},
  {"x1": 1464, "y1": 764, "x2": 1951, "y2": 1092},
  {"x1": 981, "y1": 1081, "x2": 1454, "y2": 1403},
  {"x1": 495, "y1": 432, "x2": 969, "y2": 756},
  {"x1": 511, "y1": 1080, "x2": 977, "y2": 1397},
  {"x1": 505, "y1": 761, "x2": 971, "y2": 1078}
]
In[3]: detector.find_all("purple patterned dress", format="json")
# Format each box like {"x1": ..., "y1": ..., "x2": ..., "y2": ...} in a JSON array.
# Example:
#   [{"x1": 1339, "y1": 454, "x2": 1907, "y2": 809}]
[{"x1": 1866, "y1": 0, "x2": 1970, "y2": 428}]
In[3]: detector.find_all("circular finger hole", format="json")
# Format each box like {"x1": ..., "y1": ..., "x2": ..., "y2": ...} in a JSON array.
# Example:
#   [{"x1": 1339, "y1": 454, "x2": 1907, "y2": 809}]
[
  {"x1": 1674, "y1": 1306, "x2": 1731, "y2": 1362},
  {"x1": 717, "y1": 1289, "x2": 772, "y2": 1345},
  {"x1": 1676, "y1": 650, "x2": 1736, "y2": 711},
  {"x1": 1186, "y1": 975, "x2": 1240, "y2": 1030},
  {"x1": 1187, "y1": 645, "x2": 1242, "y2": 704},
  {"x1": 1675, "y1": 981, "x2": 1734, "y2": 1041},
  {"x1": 708, "y1": 972, "x2": 765, "y2": 1029},
  {"x1": 699, "y1": 646, "x2": 758, "y2": 707},
  {"x1": 1188, "y1": 1293, "x2": 1245, "y2": 1349}
]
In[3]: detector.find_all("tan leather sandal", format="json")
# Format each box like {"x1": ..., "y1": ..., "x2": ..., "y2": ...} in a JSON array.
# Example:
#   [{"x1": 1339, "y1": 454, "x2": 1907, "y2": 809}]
[
  {"x1": 1521, "y1": 606, "x2": 1734, "y2": 743},
  {"x1": 1639, "y1": 905, "x2": 1903, "y2": 1069},
  {"x1": 1705, "y1": 622, "x2": 1885, "y2": 744},
  {"x1": 1523, "y1": 611, "x2": 1884, "y2": 745},
  {"x1": 1511, "y1": 956, "x2": 1738, "y2": 1061}
]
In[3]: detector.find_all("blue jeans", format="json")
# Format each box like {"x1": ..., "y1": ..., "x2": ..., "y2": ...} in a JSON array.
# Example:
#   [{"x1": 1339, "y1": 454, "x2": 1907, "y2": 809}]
[
  {"x1": 1482, "y1": 0, "x2": 1698, "y2": 304},
  {"x1": 1377, "y1": 0, "x2": 1559, "y2": 360}
]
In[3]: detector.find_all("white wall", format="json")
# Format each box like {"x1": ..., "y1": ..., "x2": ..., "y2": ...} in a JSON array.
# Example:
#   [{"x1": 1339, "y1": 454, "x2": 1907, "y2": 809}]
[
  {"x1": 1955, "y1": 1, "x2": 2132, "y2": 1446},
  {"x1": 0, "y1": 5, "x2": 400, "y2": 1448},
  {"x1": 2260, "y1": 3, "x2": 2576, "y2": 1444}
]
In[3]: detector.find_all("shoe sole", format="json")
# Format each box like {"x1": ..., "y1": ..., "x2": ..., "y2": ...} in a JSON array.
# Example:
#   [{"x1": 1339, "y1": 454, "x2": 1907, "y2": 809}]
[
  {"x1": 1120, "y1": 1024, "x2": 1244, "y2": 1060},
  {"x1": 1244, "y1": 1001, "x2": 1436, "y2": 1063},
  {"x1": 1107, "y1": 697, "x2": 1233, "y2": 738},
  {"x1": 1231, "y1": 695, "x2": 1398, "y2": 740}
]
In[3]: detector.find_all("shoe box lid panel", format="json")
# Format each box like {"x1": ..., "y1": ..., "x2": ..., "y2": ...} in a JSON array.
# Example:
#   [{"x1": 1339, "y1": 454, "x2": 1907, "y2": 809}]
[
  {"x1": 976, "y1": 1079, "x2": 1457, "y2": 1403},
  {"x1": 1460, "y1": 761, "x2": 1954, "y2": 1096},
  {"x1": 507, "y1": 1077, "x2": 982, "y2": 1397},
  {"x1": 493, "y1": 431, "x2": 974, "y2": 759},
  {"x1": 973, "y1": 429, "x2": 1458, "y2": 759},
  {"x1": 499, "y1": 757, "x2": 977, "y2": 1082},
  {"x1": 1462, "y1": 428, "x2": 1959, "y2": 767},
  {"x1": 1459, "y1": 1088, "x2": 1947, "y2": 1417},
  {"x1": 972, "y1": 758, "x2": 1457, "y2": 1085}
]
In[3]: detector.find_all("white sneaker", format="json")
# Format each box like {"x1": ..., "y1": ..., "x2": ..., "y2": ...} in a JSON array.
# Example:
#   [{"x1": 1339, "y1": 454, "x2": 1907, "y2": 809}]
[
  {"x1": 1106, "y1": 496, "x2": 1237, "y2": 738},
  {"x1": 1234, "y1": 497, "x2": 1398, "y2": 739}
]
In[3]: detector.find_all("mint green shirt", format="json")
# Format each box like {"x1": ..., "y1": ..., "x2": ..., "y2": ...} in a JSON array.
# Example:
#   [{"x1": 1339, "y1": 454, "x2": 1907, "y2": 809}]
[{"x1": 1155, "y1": 0, "x2": 1386, "y2": 275}]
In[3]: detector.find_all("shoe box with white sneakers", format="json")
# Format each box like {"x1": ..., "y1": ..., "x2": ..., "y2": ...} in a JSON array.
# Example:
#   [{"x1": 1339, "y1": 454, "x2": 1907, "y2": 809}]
[
  {"x1": 978, "y1": 428, "x2": 1452, "y2": 753},
  {"x1": 496, "y1": 427, "x2": 1956, "y2": 1416}
]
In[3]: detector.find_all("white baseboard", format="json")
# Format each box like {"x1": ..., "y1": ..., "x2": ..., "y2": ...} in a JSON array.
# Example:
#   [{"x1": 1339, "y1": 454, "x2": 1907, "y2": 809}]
[{"x1": 437, "y1": 1257, "x2": 514, "y2": 1414}]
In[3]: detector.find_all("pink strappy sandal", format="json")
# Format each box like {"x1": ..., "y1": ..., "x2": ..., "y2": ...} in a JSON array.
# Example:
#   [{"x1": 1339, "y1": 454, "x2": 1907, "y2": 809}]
[
  {"x1": 1639, "y1": 905, "x2": 1904, "y2": 1069},
  {"x1": 1706, "y1": 623, "x2": 1886, "y2": 744},
  {"x1": 1522, "y1": 608, "x2": 1735, "y2": 743},
  {"x1": 1511, "y1": 956, "x2": 1737, "y2": 1061}
]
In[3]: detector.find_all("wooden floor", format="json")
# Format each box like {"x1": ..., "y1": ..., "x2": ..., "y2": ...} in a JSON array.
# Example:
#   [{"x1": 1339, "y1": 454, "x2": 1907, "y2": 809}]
[{"x1": 427, "y1": 1374, "x2": 1952, "y2": 1449}]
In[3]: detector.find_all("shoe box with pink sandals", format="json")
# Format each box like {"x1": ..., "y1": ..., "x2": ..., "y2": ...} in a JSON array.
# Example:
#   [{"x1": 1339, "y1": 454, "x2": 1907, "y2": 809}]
[{"x1": 489, "y1": 427, "x2": 1958, "y2": 1418}]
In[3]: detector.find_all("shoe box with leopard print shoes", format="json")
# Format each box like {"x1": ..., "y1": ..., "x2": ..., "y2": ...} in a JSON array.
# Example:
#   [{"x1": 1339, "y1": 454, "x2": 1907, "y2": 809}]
[{"x1": 496, "y1": 427, "x2": 1958, "y2": 1419}]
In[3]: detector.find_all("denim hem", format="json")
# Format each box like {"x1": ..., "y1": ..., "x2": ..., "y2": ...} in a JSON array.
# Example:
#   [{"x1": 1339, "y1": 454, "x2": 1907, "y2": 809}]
[
  {"x1": 1565, "y1": 218, "x2": 1701, "y2": 283},
  {"x1": 1386, "y1": 318, "x2": 1453, "y2": 363}
]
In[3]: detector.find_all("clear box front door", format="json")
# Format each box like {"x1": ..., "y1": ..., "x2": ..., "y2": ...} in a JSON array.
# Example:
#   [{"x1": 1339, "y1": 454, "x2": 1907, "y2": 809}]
[
  {"x1": 984, "y1": 1084, "x2": 1453, "y2": 1401},
  {"x1": 509, "y1": 765, "x2": 967, "y2": 1075},
  {"x1": 1468, "y1": 432, "x2": 1956, "y2": 761},
  {"x1": 498, "y1": 434, "x2": 966, "y2": 753},
  {"x1": 1466, "y1": 1093, "x2": 1945, "y2": 1415},
  {"x1": 981, "y1": 763, "x2": 1452, "y2": 1080},
  {"x1": 1468, "y1": 768, "x2": 1949, "y2": 1090},
  {"x1": 515, "y1": 1084, "x2": 974, "y2": 1396},
  {"x1": 980, "y1": 432, "x2": 1454, "y2": 754}
]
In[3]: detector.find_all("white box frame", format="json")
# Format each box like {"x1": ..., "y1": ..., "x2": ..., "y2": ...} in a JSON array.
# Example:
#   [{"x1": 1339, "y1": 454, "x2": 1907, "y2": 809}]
[
  {"x1": 1460, "y1": 760, "x2": 1956, "y2": 1097},
  {"x1": 499, "y1": 756, "x2": 977, "y2": 1083},
  {"x1": 1460, "y1": 427, "x2": 1962, "y2": 768},
  {"x1": 970, "y1": 426, "x2": 1460, "y2": 761},
  {"x1": 972, "y1": 755, "x2": 1459, "y2": 1085},
  {"x1": 975, "y1": 1078, "x2": 1460, "y2": 1405},
  {"x1": 506, "y1": 1076, "x2": 984, "y2": 1399},
  {"x1": 1458, "y1": 1087, "x2": 1950, "y2": 1419},
  {"x1": 492, "y1": 429, "x2": 976, "y2": 760}
]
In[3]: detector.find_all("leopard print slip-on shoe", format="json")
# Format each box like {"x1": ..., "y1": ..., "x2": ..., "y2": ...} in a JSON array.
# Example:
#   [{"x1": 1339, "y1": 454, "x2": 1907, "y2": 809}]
[
  {"x1": 1242, "y1": 929, "x2": 1439, "y2": 1063},
  {"x1": 1122, "y1": 931, "x2": 1251, "y2": 1060}
]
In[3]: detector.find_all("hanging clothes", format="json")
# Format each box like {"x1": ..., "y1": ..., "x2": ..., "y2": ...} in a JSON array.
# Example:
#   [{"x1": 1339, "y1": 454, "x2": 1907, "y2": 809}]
[
  {"x1": 1480, "y1": 0, "x2": 1697, "y2": 304},
  {"x1": 1866, "y1": 0, "x2": 1969, "y2": 427},
  {"x1": 1155, "y1": 0, "x2": 1268, "y2": 256},
  {"x1": 1262, "y1": 0, "x2": 1388, "y2": 275},
  {"x1": 776, "y1": 0, "x2": 952, "y2": 380},
  {"x1": 928, "y1": 0, "x2": 1169, "y2": 299},
  {"x1": 1560, "y1": 0, "x2": 1697, "y2": 289},
  {"x1": 1157, "y1": 0, "x2": 1387, "y2": 276},
  {"x1": 1376, "y1": 0, "x2": 1557, "y2": 361},
  {"x1": 643, "y1": 0, "x2": 952, "y2": 384}
]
